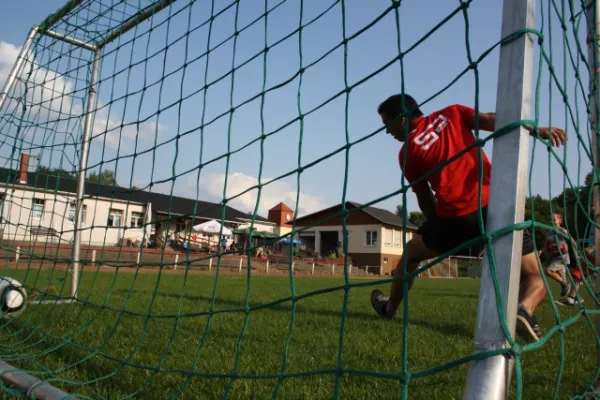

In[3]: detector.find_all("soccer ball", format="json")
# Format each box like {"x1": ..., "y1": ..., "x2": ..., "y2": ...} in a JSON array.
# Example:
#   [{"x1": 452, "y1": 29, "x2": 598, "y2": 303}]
[{"x1": 0, "y1": 277, "x2": 27, "y2": 318}]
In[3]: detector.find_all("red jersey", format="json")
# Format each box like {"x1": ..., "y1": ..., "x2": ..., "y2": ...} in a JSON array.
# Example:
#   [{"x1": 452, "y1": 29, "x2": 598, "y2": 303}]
[{"x1": 398, "y1": 104, "x2": 491, "y2": 218}]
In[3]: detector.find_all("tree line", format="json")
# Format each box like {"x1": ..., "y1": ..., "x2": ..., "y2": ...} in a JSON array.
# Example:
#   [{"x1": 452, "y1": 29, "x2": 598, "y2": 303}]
[{"x1": 35, "y1": 166, "x2": 141, "y2": 190}]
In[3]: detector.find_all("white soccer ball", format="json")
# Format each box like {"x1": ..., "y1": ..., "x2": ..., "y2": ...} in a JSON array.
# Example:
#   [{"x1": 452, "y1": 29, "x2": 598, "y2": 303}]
[{"x1": 0, "y1": 277, "x2": 27, "y2": 318}]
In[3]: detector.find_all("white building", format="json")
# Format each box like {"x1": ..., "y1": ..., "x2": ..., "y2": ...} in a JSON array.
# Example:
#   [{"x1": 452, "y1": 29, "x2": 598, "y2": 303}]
[{"x1": 0, "y1": 154, "x2": 271, "y2": 247}]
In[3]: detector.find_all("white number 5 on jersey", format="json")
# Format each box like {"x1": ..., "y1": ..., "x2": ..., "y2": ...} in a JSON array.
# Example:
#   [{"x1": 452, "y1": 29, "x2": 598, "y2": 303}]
[{"x1": 414, "y1": 115, "x2": 448, "y2": 150}]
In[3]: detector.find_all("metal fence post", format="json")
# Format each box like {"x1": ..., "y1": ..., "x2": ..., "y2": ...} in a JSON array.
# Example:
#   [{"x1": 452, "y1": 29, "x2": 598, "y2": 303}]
[{"x1": 463, "y1": 0, "x2": 535, "y2": 398}]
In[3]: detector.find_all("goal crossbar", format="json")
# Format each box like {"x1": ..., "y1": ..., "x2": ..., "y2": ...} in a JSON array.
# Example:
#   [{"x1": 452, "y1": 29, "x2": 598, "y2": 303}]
[{"x1": 35, "y1": 0, "x2": 177, "y2": 51}]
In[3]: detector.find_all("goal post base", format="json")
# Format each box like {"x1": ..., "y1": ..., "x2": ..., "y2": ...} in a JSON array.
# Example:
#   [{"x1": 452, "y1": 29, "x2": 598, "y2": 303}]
[
  {"x1": 29, "y1": 298, "x2": 77, "y2": 305},
  {"x1": 0, "y1": 360, "x2": 77, "y2": 400}
]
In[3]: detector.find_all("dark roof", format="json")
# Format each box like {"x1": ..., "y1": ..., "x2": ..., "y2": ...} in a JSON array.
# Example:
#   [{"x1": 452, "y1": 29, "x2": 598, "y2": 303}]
[
  {"x1": 350, "y1": 202, "x2": 420, "y2": 230},
  {"x1": 294, "y1": 201, "x2": 419, "y2": 230},
  {"x1": 0, "y1": 168, "x2": 269, "y2": 224}
]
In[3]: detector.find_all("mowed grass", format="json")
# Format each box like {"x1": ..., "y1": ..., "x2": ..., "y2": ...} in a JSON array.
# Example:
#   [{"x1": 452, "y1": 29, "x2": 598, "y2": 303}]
[{"x1": 0, "y1": 266, "x2": 596, "y2": 399}]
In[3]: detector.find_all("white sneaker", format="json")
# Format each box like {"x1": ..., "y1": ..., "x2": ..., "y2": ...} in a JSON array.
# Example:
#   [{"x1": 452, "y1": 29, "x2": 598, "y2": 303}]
[{"x1": 555, "y1": 297, "x2": 576, "y2": 306}]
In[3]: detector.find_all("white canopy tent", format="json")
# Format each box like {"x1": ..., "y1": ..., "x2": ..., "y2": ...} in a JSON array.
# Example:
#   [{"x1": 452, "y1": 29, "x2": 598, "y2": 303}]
[{"x1": 192, "y1": 219, "x2": 232, "y2": 236}]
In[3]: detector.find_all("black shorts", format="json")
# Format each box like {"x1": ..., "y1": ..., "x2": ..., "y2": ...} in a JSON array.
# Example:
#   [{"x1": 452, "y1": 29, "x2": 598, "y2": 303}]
[{"x1": 417, "y1": 207, "x2": 534, "y2": 256}]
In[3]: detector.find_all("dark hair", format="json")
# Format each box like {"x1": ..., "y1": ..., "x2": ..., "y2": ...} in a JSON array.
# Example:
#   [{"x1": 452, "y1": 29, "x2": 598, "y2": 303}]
[{"x1": 377, "y1": 94, "x2": 423, "y2": 119}]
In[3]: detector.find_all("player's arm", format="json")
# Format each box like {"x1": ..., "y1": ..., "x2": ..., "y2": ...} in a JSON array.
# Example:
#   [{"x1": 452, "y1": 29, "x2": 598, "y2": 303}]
[
  {"x1": 541, "y1": 231, "x2": 549, "y2": 255},
  {"x1": 399, "y1": 149, "x2": 437, "y2": 221},
  {"x1": 585, "y1": 230, "x2": 596, "y2": 254},
  {"x1": 472, "y1": 112, "x2": 496, "y2": 132},
  {"x1": 585, "y1": 233, "x2": 596, "y2": 255},
  {"x1": 415, "y1": 186, "x2": 437, "y2": 222},
  {"x1": 458, "y1": 106, "x2": 566, "y2": 147},
  {"x1": 401, "y1": 160, "x2": 437, "y2": 221}
]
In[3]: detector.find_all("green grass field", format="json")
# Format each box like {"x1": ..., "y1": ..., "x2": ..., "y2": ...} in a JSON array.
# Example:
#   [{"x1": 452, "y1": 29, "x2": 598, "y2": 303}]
[{"x1": 0, "y1": 267, "x2": 596, "y2": 399}]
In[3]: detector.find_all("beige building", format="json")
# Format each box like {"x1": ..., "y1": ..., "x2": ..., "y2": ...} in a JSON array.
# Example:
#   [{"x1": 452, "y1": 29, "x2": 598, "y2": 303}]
[{"x1": 291, "y1": 201, "x2": 419, "y2": 275}]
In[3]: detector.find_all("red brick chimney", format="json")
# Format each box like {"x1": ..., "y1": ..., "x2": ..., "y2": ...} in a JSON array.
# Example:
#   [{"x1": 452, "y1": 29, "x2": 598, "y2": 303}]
[
  {"x1": 268, "y1": 202, "x2": 294, "y2": 226},
  {"x1": 18, "y1": 153, "x2": 29, "y2": 184}
]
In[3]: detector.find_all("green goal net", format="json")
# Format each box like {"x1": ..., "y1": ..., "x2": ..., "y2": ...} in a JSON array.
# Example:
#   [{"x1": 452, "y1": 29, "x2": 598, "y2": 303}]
[{"x1": 0, "y1": 0, "x2": 598, "y2": 399}]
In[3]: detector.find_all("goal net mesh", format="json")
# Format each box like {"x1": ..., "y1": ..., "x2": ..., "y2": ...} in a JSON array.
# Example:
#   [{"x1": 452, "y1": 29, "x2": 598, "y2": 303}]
[{"x1": 0, "y1": 0, "x2": 598, "y2": 399}]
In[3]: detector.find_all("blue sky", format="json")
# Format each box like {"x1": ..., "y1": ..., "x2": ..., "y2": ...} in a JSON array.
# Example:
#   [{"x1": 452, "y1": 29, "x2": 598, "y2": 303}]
[{"x1": 0, "y1": 0, "x2": 594, "y2": 219}]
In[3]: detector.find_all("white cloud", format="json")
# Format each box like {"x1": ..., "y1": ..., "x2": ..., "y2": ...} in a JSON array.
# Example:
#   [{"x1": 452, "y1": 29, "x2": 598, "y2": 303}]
[
  {"x1": 0, "y1": 41, "x2": 19, "y2": 87},
  {"x1": 91, "y1": 109, "x2": 168, "y2": 150},
  {"x1": 196, "y1": 172, "x2": 327, "y2": 217},
  {"x1": 1, "y1": 41, "x2": 161, "y2": 151},
  {"x1": 0, "y1": 40, "x2": 83, "y2": 165},
  {"x1": 0, "y1": 41, "x2": 76, "y2": 118}
]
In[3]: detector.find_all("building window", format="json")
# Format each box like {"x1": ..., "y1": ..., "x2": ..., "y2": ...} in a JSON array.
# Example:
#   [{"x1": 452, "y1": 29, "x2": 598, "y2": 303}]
[
  {"x1": 365, "y1": 230, "x2": 377, "y2": 247},
  {"x1": 384, "y1": 257, "x2": 388, "y2": 264},
  {"x1": 107, "y1": 209, "x2": 123, "y2": 227},
  {"x1": 130, "y1": 211, "x2": 144, "y2": 228},
  {"x1": 68, "y1": 202, "x2": 87, "y2": 225},
  {"x1": 32, "y1": 198, "x2": 44, "y2": 220},
  {"x1": 394, "y1": 230, "x2": 401, "y2": 247},
  {"x1": 385, "y1": 228, "x2": 392, "y2": 247}
]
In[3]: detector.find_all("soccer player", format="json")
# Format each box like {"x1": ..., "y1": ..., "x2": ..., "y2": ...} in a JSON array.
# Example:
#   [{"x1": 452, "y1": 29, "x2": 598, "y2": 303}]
[
  {"x1": 562, "y1": 214, "x2": 597, "y2": 305},
  {"x1": 542, "y1": 212, "x2": 572, "y2": 301},
  {"x1": 371, "y1": 94, "x2": 566, "y2": 342}
]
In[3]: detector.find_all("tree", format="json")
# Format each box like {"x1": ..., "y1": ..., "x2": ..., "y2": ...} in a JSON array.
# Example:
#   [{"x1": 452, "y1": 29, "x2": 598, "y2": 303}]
[
  {"x1": 35, "y1": 165, "x2": 75, "y2": 178},
  {"x1": 395, "y1": 204, "x2": 404, "y2": 217},
  {"x1": 585, "y1": 170, "x2": 594, "y2": 187},
  {"x1": 35, "y1": 164, "x2": 133, "y2": 189},
  {"x1": 524, "y1": 194, "x2": 562, "y2": 249},
  {"x1": 87, "y1": 170, "x2": 119, "y2": 186},
  {"x1": 408, "y1": 211, "x2": 426, "y2": 227},
  {"x1": 552, "y1": 170, "x2": 595, "y2": 242},
  {"x1": 395, "y1": 204, "x2": 426, "y2": 227},
  {"x1": 520, "y1": 169, "x2": 600, "y2": 262}
]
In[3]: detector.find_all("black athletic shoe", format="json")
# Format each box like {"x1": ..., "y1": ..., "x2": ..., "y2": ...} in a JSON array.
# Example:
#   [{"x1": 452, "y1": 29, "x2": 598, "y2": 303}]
[
  {"x1": 516, "y1": 304, "x2": 542, "y2": 342},
  {"x1": 371, "y1": 289, "x2": 396, "y2": 320},
  {"x1": 561, "y1": 282, "x2": 571, "y2": 298}
]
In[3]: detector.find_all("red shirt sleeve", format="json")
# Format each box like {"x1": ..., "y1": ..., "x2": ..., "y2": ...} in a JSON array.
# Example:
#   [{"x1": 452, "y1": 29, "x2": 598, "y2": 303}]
[
  {"x1": 399, "y1": 145, "x2": 428, "y2": 193},
  {"x1": 449, "y1": 104, "x2": 476, "y2": 130}
]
